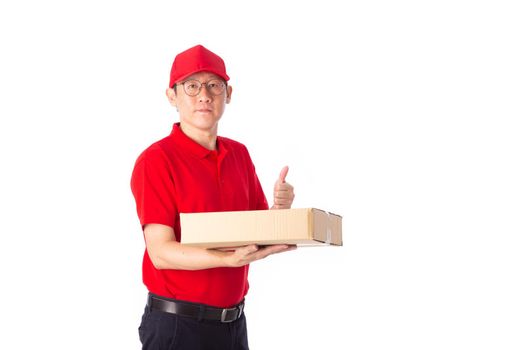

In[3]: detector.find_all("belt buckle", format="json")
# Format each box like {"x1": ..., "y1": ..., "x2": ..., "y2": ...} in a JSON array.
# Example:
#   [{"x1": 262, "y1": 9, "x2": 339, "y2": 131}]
[{"x1": 220, "y1": 304, "x2": 243, "y2": 323}]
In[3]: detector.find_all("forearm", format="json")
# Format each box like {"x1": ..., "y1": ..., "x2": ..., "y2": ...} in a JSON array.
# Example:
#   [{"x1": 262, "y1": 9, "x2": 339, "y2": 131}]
[
  {"x1": 144, "y1": 224, "x2": 295, "y2": 271},
  {"x1": 150, "y1": 240, "x2": 296, "y2": 271},
  {"x1": 150, "y1": 241, "x2": 229, "y2": 270}
]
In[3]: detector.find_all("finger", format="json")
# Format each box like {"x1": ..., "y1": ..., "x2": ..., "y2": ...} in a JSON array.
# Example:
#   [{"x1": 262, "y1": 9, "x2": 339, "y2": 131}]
[
  {"x1": 246, "y1": 244, "x2": 283, "y2": 259},
  {"x1": 273, "y1": 196, "x2": 290, "y2": 203},
  {"x1": 279, "y1": 245, "x2": 298, "y2": 253},
  {"x1": 274, "y1": 189, "x2": 294, "y2": 199},
  {"x1": 274, "y1": 183, "x2": 294, "y2": 192},
  {"x1": 214, "y1": 247, "x2": 236, "y2": 252},
  {"x1": 274, "y1": 194, "x2": 294, "y2": 203},
  {"x1": 237, "y1": 244, "x2": 259, "y2": 255},
  {"x1": 274, "y1": 197, "x2": 292, "y2": 204},
  {"x1": 273, "y1": 244, "x2": 297, "y2": 253},
  {"x1": 278, "y1": 166, "x2": 289, "y2": 184},
  {"x1": 255, "y1": 244, "x2": 291, "y2": 258},
  {"x1": 271, "y1": 244, "x2": 297, "y2": 255}
]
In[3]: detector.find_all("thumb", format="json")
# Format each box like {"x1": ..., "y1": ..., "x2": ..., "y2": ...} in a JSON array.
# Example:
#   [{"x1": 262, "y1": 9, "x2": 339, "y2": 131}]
[{"x1": 277, "y1": 166, "x2": 289, "y2": 184}]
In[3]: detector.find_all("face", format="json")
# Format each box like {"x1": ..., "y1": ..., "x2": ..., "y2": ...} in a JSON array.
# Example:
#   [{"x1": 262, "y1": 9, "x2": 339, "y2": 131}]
[{"x1": 166, "y1": 71, "x2": 232, "y2": 135}]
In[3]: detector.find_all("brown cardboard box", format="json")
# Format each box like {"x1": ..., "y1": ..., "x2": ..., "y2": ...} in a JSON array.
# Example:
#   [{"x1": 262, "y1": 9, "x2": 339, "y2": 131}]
[{"x1": 180, "y1": 208, "x2": 342, "y2": 248}]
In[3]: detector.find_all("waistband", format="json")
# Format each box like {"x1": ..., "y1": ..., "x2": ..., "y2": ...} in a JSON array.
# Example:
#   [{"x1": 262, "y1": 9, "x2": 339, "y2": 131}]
[{"x1": 147, "y1": 293, "x2": 245, "y2": 323}]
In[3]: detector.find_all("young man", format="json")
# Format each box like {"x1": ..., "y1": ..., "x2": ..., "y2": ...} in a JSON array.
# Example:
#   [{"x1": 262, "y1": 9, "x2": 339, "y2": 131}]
[{"x1": 131, "y1": 45, "x2": 296, "y2": 350}]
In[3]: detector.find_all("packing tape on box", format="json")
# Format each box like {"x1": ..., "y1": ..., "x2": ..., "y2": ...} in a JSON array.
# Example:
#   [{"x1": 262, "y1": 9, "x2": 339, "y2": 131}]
[{"x1": 324, "y1": 210, "x2": 332, "y2": 245}]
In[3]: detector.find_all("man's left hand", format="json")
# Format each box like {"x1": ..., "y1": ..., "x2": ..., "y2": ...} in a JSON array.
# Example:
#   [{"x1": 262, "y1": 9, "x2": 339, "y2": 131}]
[{"x1": 271, "y1": 166, "x2": 295, "y2": 209}]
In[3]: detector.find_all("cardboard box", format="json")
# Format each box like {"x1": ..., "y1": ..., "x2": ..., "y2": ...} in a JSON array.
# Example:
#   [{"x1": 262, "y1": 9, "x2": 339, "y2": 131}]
[{"x1": 180, "y1": 208, "x2": 342, "y2": 248}]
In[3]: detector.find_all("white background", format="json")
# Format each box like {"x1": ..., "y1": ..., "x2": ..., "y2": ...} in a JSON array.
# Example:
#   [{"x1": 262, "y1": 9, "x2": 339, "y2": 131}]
[{"x1": 1, "y1": 1, "x2": 524, "y2": 349}]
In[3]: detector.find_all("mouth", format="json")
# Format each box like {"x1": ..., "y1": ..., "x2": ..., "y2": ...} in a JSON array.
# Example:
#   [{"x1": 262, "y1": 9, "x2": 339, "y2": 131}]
[{"x1": 195, "y1": 108, "x2": 212, "y2": 113}]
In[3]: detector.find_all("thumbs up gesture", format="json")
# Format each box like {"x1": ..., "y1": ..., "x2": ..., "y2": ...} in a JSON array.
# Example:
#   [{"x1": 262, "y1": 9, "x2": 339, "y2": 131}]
[{"x1": 271, "y1": 166, "x2": 295, "y2": 210}]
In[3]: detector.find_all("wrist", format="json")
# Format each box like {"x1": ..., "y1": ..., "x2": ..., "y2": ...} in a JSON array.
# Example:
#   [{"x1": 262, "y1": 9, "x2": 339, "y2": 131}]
[{"x1": 208, "y1": 248, "x2": 233, "y2": 268}]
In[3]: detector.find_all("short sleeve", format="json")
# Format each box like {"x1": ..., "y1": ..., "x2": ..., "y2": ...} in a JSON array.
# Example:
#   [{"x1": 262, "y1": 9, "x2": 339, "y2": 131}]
[
  {"x1": 241, "y1": 144, "x2": 269, "y2": 211},
  {"x1": 130, "y1": 148, "x2": 177, "y2": 229},
  {"x1": 253, "y1": 170, "x2": 269, "y2": 210}
]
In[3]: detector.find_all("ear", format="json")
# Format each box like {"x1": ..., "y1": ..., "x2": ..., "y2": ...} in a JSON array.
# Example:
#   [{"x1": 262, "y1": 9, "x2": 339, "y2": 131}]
[
  {"x1": 226, "y1": 85, "x2": 233, "y2": 104},
  {"x1": 166, "y1": 87, "x2": 178, "y2": 108}
]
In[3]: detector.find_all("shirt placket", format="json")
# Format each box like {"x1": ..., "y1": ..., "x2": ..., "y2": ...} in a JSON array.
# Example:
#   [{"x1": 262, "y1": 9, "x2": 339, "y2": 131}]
[
  {"x1": 216, "y1": 150, "x2": 227, "y2": 209},
  {"x1": 205, "y1": 151, "x2": 222, "y2": 209}
]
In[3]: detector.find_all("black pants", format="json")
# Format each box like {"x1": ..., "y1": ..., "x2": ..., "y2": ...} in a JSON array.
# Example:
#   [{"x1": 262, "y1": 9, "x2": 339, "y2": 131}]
[{"x1": 138, "y1": 305, "x2": 249, "y2": 350}]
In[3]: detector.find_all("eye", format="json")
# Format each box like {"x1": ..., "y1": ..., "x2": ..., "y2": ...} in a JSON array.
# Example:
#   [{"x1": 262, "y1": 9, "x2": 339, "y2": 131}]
[
  {"x1": 186, "y1": 82, "x2": 199, "y2": 90},
  {"x1": 209, "y1": 80, "x2": 224, "y2": 88},
  {"x1": 208, "y1": 80, "x2": 225, "y2": 93}
]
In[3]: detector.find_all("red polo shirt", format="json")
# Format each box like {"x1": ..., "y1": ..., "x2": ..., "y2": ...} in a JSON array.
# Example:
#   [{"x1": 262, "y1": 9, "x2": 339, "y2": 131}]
[{"x1": 131, "y1": 123, "x2": 269, "y2": 307}]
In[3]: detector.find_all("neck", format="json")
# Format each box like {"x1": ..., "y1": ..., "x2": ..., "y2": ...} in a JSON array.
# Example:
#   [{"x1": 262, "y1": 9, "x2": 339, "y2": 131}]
[{"x1": 179, "y1": 122, "x2": 218, "y2": 151}]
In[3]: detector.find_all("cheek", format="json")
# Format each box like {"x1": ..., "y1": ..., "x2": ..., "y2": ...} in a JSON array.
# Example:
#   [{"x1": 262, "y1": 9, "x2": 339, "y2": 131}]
[{"x1": 179, "y1": 98, "x2": 194, "y2": 110}]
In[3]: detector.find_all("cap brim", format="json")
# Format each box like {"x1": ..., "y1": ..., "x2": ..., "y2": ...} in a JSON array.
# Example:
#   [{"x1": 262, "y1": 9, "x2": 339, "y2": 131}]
[{"x1": 172, "y1": 69, "x2": 230, "y2": 87}]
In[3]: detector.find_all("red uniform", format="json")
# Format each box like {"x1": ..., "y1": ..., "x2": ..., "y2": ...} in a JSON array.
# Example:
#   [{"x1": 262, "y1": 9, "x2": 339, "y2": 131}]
[{"x1": 131, "y1": 123, "x2": 268, "y2": 307}]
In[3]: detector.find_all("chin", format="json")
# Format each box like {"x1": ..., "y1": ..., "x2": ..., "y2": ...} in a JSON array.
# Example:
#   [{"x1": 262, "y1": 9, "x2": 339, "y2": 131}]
[{"x1": 190, "y1": 117, "x2": 221, "y2": 132}]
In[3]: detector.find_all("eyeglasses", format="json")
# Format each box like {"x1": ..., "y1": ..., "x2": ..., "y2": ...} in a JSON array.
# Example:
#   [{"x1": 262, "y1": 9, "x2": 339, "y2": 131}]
[{"x1": 175, "y1": 79, "x2": 226, "y2": 96}]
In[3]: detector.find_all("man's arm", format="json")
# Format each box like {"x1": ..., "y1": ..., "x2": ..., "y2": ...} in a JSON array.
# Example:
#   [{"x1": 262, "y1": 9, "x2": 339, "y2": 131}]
[{"x1": 144, "y1": 224, "x2": 295, "y2": 270}]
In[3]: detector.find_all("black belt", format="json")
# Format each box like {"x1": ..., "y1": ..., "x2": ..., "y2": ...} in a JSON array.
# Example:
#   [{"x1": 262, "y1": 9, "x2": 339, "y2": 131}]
[{"x1": 147, "y1": 294, "x2": 245, "y2": 323}]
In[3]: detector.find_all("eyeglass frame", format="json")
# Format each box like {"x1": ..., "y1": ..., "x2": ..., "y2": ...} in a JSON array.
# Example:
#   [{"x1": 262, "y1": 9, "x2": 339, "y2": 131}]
[{"x1": 173, "y1": 79, "x2": 228, "y2": 97}]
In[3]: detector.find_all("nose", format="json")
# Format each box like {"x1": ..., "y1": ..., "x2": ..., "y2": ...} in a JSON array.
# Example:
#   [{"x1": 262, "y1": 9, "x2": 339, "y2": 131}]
[{"x1": 198, "y1": 85, "x2": 212, "y2": 103}]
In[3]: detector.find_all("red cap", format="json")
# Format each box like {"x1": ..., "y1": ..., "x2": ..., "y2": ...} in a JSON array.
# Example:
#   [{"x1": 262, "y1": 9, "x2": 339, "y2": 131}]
[{"x1": 169, "y1": 45, "x2": 230, "y2": 87}]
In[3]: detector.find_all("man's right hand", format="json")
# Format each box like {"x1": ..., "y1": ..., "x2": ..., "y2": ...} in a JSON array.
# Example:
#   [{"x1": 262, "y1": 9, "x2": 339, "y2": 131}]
[{"x1": 223, "y1": 244, "x2": 297, "y2": 267}]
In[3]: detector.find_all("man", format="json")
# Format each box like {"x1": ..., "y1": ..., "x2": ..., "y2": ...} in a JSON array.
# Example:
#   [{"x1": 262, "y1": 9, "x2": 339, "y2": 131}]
[{"x1": 130, "y1": 44, "x2": 296, "y2": 350}]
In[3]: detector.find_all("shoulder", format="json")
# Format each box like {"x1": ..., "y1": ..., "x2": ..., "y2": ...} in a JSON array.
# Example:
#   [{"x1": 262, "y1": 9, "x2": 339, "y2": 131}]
[
  {"x1": 134, "y1": 135, "x2": 174, "y2": 168},
  {"x1": 219, "y1": 136, "x2": 249, "y2": 153},
  {"x1": 219, "y1": 136, "x2": 257, "y2": 169}
]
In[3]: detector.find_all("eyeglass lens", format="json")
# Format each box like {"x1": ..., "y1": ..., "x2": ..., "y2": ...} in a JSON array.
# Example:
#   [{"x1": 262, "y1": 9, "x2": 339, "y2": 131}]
[{"x1": 183, "y1": 80, "x2": 225, "y2": 96}]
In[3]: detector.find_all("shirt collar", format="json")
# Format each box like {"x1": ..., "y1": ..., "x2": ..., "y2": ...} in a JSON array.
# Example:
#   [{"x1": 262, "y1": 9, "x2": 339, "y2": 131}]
[{"x1": 170, "y1": 123, "x2": 228, "y2": 159}]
